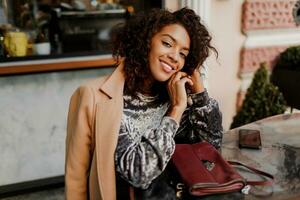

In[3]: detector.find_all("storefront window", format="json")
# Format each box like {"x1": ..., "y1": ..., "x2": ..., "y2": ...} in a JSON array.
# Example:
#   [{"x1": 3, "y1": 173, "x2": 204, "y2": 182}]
[{"x1": 0, "y1": 0, "x2": 161, "y2": 59}]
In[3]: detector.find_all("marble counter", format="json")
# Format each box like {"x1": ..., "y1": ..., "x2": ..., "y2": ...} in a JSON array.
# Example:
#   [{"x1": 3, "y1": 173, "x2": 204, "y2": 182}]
[
  {"x1": 0, "y1": 67, "x2": 113, "y2": 186},
  {"x1": 221, "y1": 113, "x2": 300, "y2": 200}
]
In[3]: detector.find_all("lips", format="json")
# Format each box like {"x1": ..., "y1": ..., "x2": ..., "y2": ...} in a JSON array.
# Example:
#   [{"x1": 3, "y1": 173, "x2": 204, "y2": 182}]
[{"x1": 160, "y1": 60, "x2": 175, "y2": 73}]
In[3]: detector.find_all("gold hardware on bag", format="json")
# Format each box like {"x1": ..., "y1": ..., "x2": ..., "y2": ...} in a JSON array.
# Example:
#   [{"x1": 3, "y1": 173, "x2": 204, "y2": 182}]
[
  {"x1": 176, "y1": 183, "x2": 184, "y2": 190},
  {"x1": 176, "y1": 190, "x2": 183, "y2": 198},
  {"x1": 176, "y1": 183, "x2": 184, "y2": 198}
]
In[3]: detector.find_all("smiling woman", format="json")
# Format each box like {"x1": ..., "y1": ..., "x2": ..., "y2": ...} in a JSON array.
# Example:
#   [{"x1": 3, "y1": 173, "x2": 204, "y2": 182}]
[{"x1": 65, "y1": 7, "x2": 223, "y2": 200}]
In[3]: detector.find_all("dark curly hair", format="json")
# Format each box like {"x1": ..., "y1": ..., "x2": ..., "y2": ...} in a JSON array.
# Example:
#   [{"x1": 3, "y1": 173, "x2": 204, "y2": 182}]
[{"x1": 112, "y1": 7, "x2": 217, "y2": 99}]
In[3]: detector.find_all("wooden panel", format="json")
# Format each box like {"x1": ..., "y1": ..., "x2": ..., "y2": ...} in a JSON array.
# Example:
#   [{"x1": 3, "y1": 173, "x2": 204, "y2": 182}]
[{"x1": 0, "y1": 57, "x2": 116, "y2": 75}]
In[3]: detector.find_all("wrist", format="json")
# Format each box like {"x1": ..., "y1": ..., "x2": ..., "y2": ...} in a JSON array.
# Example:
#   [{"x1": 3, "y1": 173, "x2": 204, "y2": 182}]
[
  {"x1": 167, "y1": 105, "x2": 185, "y2": 123},
  {"x1": 191, "y1": 84, "x2": 205, "y2": 94}
]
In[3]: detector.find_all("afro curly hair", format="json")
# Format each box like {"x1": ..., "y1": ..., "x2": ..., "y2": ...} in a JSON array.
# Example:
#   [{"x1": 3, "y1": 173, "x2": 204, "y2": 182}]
[{"x1": 112, "y1": 7, "x2": 217, "y2": 99}]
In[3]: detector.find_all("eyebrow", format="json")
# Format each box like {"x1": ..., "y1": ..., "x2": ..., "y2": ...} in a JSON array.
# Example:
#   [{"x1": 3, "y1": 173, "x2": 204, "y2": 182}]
[{"x1": 161, "y1": 34, "x2": 190, "y2": 51}]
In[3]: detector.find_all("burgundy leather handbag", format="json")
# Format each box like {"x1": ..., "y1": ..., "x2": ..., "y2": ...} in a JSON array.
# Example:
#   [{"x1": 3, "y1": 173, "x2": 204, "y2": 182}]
[{"x1": 172, "y1": 142, "x2": 273, "y2": 197}]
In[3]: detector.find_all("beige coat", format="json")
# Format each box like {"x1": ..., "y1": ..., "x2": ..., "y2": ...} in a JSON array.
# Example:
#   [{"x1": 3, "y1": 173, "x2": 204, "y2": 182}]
[{"x1": 65, "y1": 63, "x2": 126, "y2": 200}]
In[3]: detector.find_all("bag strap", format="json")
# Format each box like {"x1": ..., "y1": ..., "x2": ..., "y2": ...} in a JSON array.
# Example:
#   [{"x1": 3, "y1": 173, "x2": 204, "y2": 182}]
[{"x1": 228, "y1": 161, "x2": 274, "y2": 186}]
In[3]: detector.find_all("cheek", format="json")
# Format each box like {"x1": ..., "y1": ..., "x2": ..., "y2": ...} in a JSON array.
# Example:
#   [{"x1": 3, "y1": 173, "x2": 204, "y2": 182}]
[
  {"x1": 178, "y1": 59, "x2": 186, "y2": 71},
  {"x1": 152, "y1": 41, "x2": 169, "y2": 56},
  {"x1": 148, "y1": 51, "x2": 158, "y2": 67},
  {"x1": 149, "y1": 44, "x2": 160, "y2": 59}
]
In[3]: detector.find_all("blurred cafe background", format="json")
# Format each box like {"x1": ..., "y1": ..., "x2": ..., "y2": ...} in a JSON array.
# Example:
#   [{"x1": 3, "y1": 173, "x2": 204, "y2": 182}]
[{"x1": 0, "y1": 0, "x2": 162, "y2": 57}]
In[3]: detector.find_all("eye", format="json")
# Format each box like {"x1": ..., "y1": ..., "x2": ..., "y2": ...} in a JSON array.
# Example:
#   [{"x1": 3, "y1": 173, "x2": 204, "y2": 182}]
[
  {"x1": 162, "y1": 41, "x2": 172, "y2": 47},
  {"x1": 180, "y1": 52, "x2": 187, "y2": 59}
]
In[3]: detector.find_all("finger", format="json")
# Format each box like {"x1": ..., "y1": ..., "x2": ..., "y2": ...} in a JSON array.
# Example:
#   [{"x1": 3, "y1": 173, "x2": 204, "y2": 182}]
[
  {"x1": 178, "y1": 71, "x2": 188, "y2": 76},
  {"x1": 168, "y1": 73, "x2": 180, "y2": 89},
  {"x1": 173, "y1": 72, "x2": 183, "y2": 82},
  {"x1": 177, "y1": 71, "x2": 188, "y2": 79},
  {"x1": 171, "y1": 72, "x2": 188, "y2": 86},
  {"x1": 180, "y1": 77, "x2": 194, "y2": 86},
  {"x1": 191, "y1": 69, "x2": 202, "y2": 80},
  {"x1": 190, "y1": 68, "x2": 198, "y2": 75},
  {"x1": 175, "y1": 78, "x2": 193, "y2": 93},
  {"x1": 168, "y1": 73, "x2": 177, "y2": 88}
]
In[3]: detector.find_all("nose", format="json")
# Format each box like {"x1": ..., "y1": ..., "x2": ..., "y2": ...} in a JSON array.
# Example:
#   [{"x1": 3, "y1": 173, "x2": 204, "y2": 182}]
[{"x1": 167, "y1": 52, "x2": 179, "y2": 63}]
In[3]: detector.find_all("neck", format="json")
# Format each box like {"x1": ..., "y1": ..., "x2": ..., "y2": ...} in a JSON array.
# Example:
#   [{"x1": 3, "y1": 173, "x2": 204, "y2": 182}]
[{"x1": 140, "y1": 77, "x2": 156, "y2": 96}]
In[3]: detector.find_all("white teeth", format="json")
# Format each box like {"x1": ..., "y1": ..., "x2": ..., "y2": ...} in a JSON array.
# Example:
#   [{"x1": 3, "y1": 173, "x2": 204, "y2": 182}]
[{"x1": 161, "y1": 62, "x2": 173, "y2": 70}]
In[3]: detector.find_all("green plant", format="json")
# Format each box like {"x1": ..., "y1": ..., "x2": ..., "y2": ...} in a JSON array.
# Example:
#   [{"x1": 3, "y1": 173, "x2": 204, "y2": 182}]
[
  {"x1": 275, "y1": 46, "x2": 300, "y2": 70},
  {"x1": 35, "y1": 29, "x2": 48, "y2": 43},
  {"x1": 18, "y1": 0, "x2": 50, "y2": 43},
  {"x1": 230, "y1": 63, "x2": 287, "y2": 129}
]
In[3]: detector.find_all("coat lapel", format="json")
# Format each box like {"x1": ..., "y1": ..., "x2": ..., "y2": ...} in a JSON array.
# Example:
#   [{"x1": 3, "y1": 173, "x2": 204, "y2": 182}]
[{"x1": 95, "y1": 63, "x2": 125, "y2": 200}]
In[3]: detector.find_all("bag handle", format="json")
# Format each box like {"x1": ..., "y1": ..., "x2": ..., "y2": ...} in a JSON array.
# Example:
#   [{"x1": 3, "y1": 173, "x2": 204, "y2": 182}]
[{"x1": 228, "y1": 161, "x2": 274, "y2": 186}]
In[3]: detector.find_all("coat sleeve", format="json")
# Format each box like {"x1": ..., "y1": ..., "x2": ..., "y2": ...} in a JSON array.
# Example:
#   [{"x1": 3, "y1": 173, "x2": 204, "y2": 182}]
[{"x1": 65, "y1": 85, "x2": 95, "y2": 200}]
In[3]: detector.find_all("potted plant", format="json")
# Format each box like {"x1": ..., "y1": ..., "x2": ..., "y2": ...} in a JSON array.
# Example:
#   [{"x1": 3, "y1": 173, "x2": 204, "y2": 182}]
[
  {"x1": 32, "y1": 28, "x2": 50, "y2": 55},
  {"x1": 271, "y1": 46, "x2": 300, "y2": 110},
  {"x1": 230, "y1": 63, "x2": 286, "y2": 129},
  {"x1": 31, "y1": 3, "x2": 51, "y2": 55},
  {"x1": 18, "y1": 0, "x2": 51, "y2": 55}
]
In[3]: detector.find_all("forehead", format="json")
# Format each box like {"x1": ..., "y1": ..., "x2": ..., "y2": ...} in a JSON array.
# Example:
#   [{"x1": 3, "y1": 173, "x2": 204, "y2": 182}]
[{"x1": 154, "y1": 24, "x2": 190, "y2": 47}]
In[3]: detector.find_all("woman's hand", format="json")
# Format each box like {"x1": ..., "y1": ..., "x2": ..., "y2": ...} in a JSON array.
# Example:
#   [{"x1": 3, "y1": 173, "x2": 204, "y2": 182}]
[
  {"x1": 167, "y1": 72, "x2": 193, "y2": 123},
  {"x1": 189, "y1": 68, "x2": 205, "y2": 94}
]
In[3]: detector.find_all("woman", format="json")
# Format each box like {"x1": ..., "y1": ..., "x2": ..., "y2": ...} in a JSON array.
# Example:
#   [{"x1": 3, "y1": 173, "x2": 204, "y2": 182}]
[{"x1": 65, "y1": 8, "x2": 223, "y2": 200}]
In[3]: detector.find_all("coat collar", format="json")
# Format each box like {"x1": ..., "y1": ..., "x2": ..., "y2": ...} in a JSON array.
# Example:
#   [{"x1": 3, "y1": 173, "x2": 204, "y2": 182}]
[
  {"x1": 99, "y1": 61, "x2": 125, "y2": 99},
  {"x1": 96, "y1": 61, "x2": 125, "y2": 200}
]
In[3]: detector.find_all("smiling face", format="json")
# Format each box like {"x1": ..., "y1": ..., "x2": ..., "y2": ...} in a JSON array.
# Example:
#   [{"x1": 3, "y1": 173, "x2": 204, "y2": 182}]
[{"x1": 148, "y1": 23, "x2": 190, "y2": 82}]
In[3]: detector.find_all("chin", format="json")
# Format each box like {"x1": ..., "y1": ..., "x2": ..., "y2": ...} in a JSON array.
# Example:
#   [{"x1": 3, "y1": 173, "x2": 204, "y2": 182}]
[
  {"x1": 149, "y1": 62, "x2": 174, "y2": 82},
  {"x1": 153, "y1": 74, "x2": 171, "y2": 82}
]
